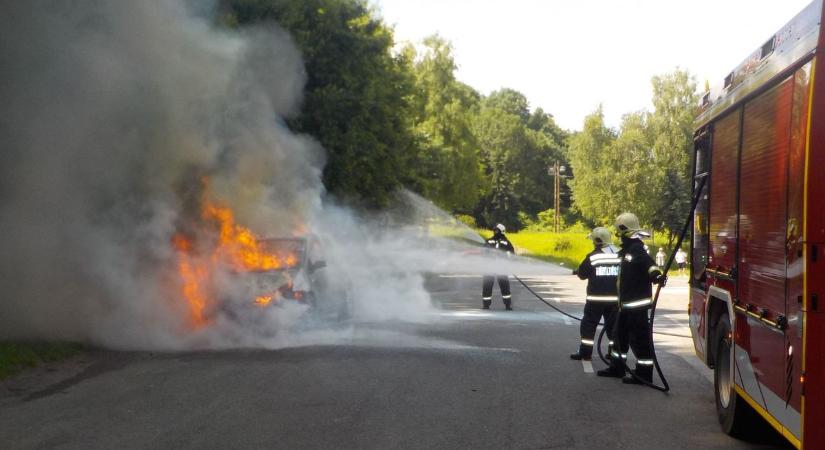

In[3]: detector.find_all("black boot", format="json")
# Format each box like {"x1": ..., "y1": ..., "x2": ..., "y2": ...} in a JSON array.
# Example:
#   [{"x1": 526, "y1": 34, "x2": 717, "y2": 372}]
[
  {"x1": 622, "y1": 366, "x2": 653, "y2": 384},
  {"x1": 482, "y1": 300, "x2": 491, "y2": 310},
  {"x1": 570, "y1": 352, "x2": 591, "y2": 361},
  {"x1": 504, "y1": 299, "x2": 512, "y2": 311},
  {"x1": 596, "y1": 362, "x2": 625, "y2": 378}
]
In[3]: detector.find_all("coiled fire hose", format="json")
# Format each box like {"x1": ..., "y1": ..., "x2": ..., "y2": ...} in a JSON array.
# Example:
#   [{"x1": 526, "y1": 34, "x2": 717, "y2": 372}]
[{"x1": 515, "y1": 175, "x2": 707, "y2": 393}]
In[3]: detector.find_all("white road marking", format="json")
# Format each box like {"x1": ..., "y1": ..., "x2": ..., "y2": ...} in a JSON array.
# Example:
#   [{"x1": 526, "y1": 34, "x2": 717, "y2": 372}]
[{"x1": 582, "y1": 360, "x2": 594, "y2": 373}]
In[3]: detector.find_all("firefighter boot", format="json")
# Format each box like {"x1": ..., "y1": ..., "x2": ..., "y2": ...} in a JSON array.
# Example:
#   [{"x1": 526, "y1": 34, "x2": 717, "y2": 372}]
[
  {"x1": 571, "y1": 342, "x2": 593, "y2": 360},
  {"x1": 596, "y1": 361, "x2": 625, "y2": 378},
  {"x1": 504, "y1": 299, "x2": 512, "y2": 311},
  {"x1": 622, "y1": 365, "x2": 653, "y2": 384},
  {"x1": 570, "y1": 352, "x2": 591, "y2": 361},
  {"x1": 482, "y1": 300, "x2": 491, "y2": 310}
]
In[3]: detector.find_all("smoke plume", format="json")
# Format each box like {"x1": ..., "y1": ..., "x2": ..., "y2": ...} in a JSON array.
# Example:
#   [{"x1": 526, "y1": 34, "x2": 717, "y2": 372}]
[{"x1": 0, "y1": 1, "x2": 563, "y2": 350}]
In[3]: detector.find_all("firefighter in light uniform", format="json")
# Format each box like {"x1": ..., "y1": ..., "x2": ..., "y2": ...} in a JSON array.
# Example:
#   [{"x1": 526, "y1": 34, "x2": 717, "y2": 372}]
[
  {"x1": 570, "y1": 227, "x2": 620, "y2": 361},
  {"x1": 597, "y1": 212, "x2": 666, "y2": 384},
  {"x1": 482, "y1": 224, "x2": 515, "y2": 310}
]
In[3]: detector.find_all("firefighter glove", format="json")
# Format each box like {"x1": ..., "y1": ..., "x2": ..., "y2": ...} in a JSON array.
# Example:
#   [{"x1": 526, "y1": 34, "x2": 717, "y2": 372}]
[{"x1": 654, "y1": 274, "x2": 668, "y2": 286}]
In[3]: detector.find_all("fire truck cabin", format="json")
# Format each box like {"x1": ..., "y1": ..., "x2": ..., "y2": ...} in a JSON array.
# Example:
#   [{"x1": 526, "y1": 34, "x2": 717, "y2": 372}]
[{"x1": 689, "y1": 1, "x2": 825, "y2": 447}]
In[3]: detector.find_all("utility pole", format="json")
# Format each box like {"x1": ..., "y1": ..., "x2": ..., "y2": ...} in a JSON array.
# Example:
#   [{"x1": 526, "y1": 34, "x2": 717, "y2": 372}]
[
  {"x1": 554, "y1": 161, "x2": 560, "y2": 233},
  {"x1": 549, "y1": 162, "x2": 566, "y2": 233}
]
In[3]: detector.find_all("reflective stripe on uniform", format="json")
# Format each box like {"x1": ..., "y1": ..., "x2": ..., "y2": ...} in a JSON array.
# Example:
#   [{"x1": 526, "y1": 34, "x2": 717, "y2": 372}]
[
  {"x1": 591, "y1": 259, "x2": 622, "y2": 267},
  {"x1": 610, "y1": 350, "x2": 628, "y2": 359},
  {"x1": 590, "y1": 253, "x2": 620, "y2": 262},
  {"x1": 581, "y1": 339, "x2": 594, "y2": 346},
  {"x1": 502, "y1": 295, "x2": 511, "y2": 299},
  {"x1": 623, "y1": 298, "x2": 652, "y2": 309},
  {"x1": 482, "y1": 297, "x2": 492, "y2": 300},
  {"x1": 637, "y1": 359, "x2": 654, "y2": 366},
  {"x1": 586, "y1": 295, "x2": 619, "y2": 302}
]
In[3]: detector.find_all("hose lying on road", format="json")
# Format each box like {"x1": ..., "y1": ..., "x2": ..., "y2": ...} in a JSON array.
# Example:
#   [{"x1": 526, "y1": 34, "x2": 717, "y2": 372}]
[
  {"x1": 513, "y1": 275, "x2": 688, "y2": 366},
  {"x1": 513, "y1": 275, "x2": 613, "y2": 365},
  {"x1": 514, "y1": 176, "x2": 707, "y2": 393}
]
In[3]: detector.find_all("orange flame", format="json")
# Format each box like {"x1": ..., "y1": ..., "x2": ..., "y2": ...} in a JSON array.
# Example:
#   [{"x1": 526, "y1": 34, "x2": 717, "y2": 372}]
[
  {"x1": 254, "y1": 295, "x2": 274, "y2": 307},
  {"x1": 172, "y1": 194, "x2": 301, "y2": 327},
  {"x1": 172, "y1": 234, "x2": 209, "y2": 326},
  {"x1": 203, "y1": 203, "x2": 286, "y2": 271}
]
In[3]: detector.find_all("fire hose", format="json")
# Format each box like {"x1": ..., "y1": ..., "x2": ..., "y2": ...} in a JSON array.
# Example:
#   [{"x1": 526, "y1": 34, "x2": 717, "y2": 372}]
[{"x1": 514, "y1": 175, "x2": 707, "y2": 393}]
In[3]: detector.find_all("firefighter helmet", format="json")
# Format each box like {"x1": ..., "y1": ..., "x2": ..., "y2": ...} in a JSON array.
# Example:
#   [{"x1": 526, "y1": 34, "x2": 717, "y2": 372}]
[
  {"x1": 615, "y1": 212, "x2": 641, "y2": 237},
  {"x1": 494, "y1": 223, "x2": 506, "y2": 233},
  {"x1": 586, "y1": 227, "x2": 612, "y2": 246}
]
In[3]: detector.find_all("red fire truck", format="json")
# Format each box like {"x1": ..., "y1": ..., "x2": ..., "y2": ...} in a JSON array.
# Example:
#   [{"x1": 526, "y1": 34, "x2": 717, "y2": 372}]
[{"x1": 689, "y1": 1, "x2": 825, "y2": 448}]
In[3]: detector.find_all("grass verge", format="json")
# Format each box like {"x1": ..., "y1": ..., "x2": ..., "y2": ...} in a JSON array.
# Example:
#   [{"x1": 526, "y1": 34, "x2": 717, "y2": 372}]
[
  {"x1": 508, "y1": 230, "x2": 683, "y2": 270},
  {"x1": 0, "y1": 342, "x2": 86, "y2": 380},
  {"x1": 507, "y1": 231, "x2": 593, "y2": 269}
]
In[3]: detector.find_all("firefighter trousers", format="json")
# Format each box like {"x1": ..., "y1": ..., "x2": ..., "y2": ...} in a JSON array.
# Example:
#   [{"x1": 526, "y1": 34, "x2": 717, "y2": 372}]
[
  {"x1": 611, "y1": 307, "x2": 654, "y2": 379},
  {"x1": 578, "y1": 301, "x2": 617, "y2": 358},
  {"x1": 482, "y1": 275, "x2": 511, "y2": 305}
]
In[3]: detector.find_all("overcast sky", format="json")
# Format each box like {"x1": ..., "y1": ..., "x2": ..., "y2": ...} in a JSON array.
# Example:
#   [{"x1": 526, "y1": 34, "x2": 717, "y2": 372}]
[{"x1": 373, "y1": 0, "x2": 813, "y2": 131}]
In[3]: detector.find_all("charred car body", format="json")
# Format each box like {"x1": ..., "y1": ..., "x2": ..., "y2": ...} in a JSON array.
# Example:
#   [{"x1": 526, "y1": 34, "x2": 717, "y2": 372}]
[{"x1": 219, "y1": 235, "x2": 351, "y2": 327}]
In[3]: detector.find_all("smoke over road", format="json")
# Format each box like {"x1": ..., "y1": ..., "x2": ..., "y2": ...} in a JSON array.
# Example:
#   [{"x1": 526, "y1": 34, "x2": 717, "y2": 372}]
[{"x1": 0, "y1": 1, "x2": 564, "y2": 350}]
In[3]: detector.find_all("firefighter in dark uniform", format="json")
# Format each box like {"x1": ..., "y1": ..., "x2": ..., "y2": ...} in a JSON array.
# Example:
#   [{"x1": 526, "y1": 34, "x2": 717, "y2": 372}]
[
  {"x1": 482, "y1": 224, "x2": 514, "y2": 310},
  {"x1": 570, "y1": 227, "x2": 620, "y2": 361},
  {"x1": 597, "y1": 212, "x2": 666, "y2": 384}
]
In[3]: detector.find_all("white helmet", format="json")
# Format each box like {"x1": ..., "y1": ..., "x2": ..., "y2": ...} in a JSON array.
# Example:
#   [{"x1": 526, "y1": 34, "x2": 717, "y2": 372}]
[
  {"x1": 495, "y1": 223, "x2": 506, "y2": 233},
  {"x1": 615, "y1": 212, "x2": 649, "y2": 238},
  {"x1": 586, "y1": 227, "x2": 612, "y2": 246}
]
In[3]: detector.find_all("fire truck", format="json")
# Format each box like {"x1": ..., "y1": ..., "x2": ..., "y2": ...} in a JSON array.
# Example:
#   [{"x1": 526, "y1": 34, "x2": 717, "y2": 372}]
[{"x1": 689, "y1": 1, "x2": 825, "y2": 448}]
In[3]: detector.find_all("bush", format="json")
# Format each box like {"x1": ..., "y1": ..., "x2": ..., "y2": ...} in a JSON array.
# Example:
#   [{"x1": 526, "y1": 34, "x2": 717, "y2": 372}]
[
  {"x1": 566, "y1": 221, "x2": 591, "y2": 234},
  {"x1": 554, "y1": 237, "x2": 572, "y2": 252}
]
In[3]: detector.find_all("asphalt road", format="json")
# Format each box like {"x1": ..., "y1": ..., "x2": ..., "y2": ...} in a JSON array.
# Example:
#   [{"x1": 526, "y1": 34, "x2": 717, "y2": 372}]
[{"x1": 0, "y1": 273, "x2": 791, "y2": 449}]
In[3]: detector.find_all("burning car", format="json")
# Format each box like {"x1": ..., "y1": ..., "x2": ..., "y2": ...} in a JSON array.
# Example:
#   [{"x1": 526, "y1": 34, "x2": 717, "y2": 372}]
[
  {"x1": 218, "y1": 235, "x2": 351, "y2": 325},
  {"x1": 171, "y1": 199, "x2": 350, "y2": 330}
]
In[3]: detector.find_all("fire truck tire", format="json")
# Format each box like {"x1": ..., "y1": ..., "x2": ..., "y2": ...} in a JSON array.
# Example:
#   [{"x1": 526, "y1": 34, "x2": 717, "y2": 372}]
[{"x1": 713, "y1": 313, "x2": 759, "y2": 437}]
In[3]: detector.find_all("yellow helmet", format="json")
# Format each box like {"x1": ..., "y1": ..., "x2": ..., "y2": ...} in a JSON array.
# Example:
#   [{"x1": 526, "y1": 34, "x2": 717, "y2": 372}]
[
  {"x1": 586, "y1": 227, "x2": 612, "y2": 246},
  {"x1": 615, "y1": 212, "x2": 641, "y2": 238}
]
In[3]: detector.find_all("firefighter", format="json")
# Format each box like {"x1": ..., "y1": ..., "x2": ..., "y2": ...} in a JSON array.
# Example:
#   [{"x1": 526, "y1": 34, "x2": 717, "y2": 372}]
[
  {"x1": 570, "y1": 227, "x2": 620, "y2": 361},
  {"x1": 597, "y1": 212, "x2": 666, "y2": 384},
  {"x1": 482, "y1": 224, "x2": 515, "y2": 310}
]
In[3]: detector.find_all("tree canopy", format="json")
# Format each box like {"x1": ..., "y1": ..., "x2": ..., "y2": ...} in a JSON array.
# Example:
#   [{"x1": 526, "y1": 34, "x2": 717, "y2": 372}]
[
  {"x1": 568, "y1": 69, "x2": 698, "y2": 243},
  {"x1": 220, "y1": 0, "x2": 699, "y2": 237}
]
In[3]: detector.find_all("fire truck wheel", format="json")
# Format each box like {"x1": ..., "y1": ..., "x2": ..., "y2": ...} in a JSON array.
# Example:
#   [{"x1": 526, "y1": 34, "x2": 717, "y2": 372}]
[{"x1": 713, "y1": 314, "x2": 758, "y2": 437}]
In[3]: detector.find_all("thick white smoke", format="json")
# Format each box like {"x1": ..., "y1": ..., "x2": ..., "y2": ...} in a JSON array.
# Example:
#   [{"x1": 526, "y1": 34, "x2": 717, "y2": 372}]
[{"x1": 0, "y1": 1, "x2": 564, "y2": 350}]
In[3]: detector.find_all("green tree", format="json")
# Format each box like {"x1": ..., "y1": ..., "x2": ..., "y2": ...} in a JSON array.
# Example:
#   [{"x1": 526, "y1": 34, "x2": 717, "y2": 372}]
[
  {"x1": 568, "y1": 70, "x2": 697, "y2": 237},
  {"x1": 648, "y1": 69, "x2": 699, "y2": 245},
  {"x1": 484, "y1": 88, "x2": 530, "y2": 123},
  {"x1": 220, "y1": 0, "x2": 417, "y2": 207},
  {"x1": 606, "y1": 111, "x2": 656, "y2": 222},
  {"x1": 407, "y1": 36, "x2": 482, "y2": 212},
  {"x1": 567, "y1": 106, "x2": 617, "y2": 224},
  {"x1": 515, "y1": 109, "x2": 568, "y2": 218},
  {"x1": 471, "y1": 105, "x2": 527, "y2": 230},
  {"x1": 470, "y1": 90, "x2": 571, "y2": 230}
]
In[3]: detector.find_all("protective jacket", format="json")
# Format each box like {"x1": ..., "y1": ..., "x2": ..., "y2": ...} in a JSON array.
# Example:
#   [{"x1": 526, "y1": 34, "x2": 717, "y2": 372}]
[
  {"x1": 577, "y1": 245, "x2": 620, "y2": 302},
  {"x1": 573, "y1": 244, "x2": 620, "y2": 359},
  {"x1": 485, "y1": 234, "x2": 515, "y2": 254},
  {"x1": 617, "y1": 237, "x2": 662, "y2": 310}
]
